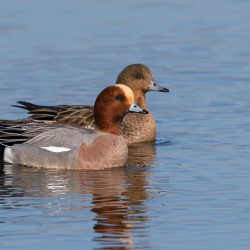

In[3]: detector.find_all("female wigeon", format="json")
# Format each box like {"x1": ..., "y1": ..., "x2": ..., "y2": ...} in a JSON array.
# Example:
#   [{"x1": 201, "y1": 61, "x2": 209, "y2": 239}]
[
  {"x1": 0, "y1": 84, "x2": 148, "y2": 170},
  {"x1": 12, "y1": 64, "x2": 169, "y2": 144}
]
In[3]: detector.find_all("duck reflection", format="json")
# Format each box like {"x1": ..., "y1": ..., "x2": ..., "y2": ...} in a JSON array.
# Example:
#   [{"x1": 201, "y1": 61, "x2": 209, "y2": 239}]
[
  {"x1": 127, "y1": 142, "x2": 156, "y2": 167},
  {"x1": 0, "y1": 143, "x2": 156, "y2": 249}
]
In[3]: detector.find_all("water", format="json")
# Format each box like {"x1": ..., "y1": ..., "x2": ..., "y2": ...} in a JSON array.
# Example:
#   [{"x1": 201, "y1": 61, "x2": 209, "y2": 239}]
[{"x1": 0, "y1": 0, "x2": 250, "y2": 249}]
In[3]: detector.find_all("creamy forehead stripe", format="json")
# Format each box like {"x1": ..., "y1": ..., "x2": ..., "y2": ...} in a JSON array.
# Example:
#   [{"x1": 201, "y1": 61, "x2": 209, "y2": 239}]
[
  {"x1": 115, "y1": 84, "x2": 135, "y2": 102},
  {"x1": 41, "y1": 146, "x2": 71, "y2": 152}
]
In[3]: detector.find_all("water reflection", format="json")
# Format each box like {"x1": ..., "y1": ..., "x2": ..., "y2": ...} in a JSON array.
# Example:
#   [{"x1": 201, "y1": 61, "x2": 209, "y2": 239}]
[
  {"x1": 127, "y1": 142, "x2": 156, "y2": 167},
  {"x1": 0, "y1": 144, "x2": 155, "y2": 249}
]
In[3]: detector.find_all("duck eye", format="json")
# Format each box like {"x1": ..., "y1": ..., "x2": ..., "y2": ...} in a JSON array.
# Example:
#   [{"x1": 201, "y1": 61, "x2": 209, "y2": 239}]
[
  {"x1": 115, "y1": 94, "x2": 123, "y2": 101},
  {"x1": 136, "y1": 74, "x2": 141, "y2": 79}
]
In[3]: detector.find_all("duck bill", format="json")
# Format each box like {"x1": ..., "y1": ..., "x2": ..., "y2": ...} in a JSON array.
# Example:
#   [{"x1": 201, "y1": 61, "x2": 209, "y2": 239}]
[
  {"x1": 128, "y1": 102, "x2": 148, "y2": 114},
  {"x1": 149, "y1": 80, "x2": 169, "y2": 92}
]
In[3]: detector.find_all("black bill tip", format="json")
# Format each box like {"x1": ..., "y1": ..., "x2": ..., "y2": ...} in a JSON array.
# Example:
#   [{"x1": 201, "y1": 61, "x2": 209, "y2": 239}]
[{"x1": 161, "y1": 87, "x2": 169, "y2": 93}]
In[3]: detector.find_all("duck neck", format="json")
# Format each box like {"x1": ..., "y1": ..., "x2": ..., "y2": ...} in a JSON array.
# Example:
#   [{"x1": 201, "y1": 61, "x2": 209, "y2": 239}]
[
  {"x1": 95, "y1": 112, "x2": 122, "y2": 136},
  {"x1": 134, "y1": 90, "x2": 148, "y2": 109}
]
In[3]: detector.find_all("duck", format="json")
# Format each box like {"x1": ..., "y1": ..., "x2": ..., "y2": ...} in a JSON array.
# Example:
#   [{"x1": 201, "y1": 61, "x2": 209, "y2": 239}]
[
  {"x1": 0, "y1": 84, "x2": 148, "y2": 170},
  {"x1": 12, "y1": 64, "x2": 169, "y2": 144}
]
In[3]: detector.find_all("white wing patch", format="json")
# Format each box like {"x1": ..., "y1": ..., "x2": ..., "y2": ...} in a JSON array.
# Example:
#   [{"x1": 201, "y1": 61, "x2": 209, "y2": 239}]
[
  {"x1": 4, "y1": 147, "x2": 14, "y2": 163},
  {"x1": 41, "y1": 146, "x2": 71, "y2": 152}
]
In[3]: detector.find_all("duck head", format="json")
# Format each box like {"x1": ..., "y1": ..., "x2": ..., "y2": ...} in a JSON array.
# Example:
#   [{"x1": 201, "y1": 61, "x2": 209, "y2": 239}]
[
  {"x1": 94, "y1": 84, "x2": 148, "y2": 135},
  {"x1": 116, "y1": 64, "x2": 169, "y2": 97}
]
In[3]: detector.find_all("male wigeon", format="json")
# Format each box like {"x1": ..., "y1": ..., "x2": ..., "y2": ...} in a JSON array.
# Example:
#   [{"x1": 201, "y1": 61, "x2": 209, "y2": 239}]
[
  {"x1": 12, "y1": 64, "x2": 169, "y2": 144},
  {"x1": 0, "y1": 84, "x2": 148, "y2": 170}
]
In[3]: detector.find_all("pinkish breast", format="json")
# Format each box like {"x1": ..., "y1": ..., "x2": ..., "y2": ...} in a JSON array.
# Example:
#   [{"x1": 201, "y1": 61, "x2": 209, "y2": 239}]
[{"x1": 78, "y1": 133, "x2": 128, "y2": 170}]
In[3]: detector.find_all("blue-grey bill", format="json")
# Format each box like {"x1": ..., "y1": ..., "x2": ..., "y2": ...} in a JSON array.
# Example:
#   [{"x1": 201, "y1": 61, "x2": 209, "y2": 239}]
[
  {"x1": 149, "y1": 80, "x2": 169, "y2": 92},
  {"x1": 129, "y1": 102, "x2": 148, "y2": 114}
]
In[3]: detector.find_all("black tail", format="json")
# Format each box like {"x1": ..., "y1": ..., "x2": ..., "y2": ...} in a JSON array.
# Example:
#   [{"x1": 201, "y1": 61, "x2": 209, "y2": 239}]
[
  {"x1": 0, "y1": 143, "x2": 6, "y2": 162},
  {"x1": 12, "y1": 101, "x2": 40, "y2": 111}
]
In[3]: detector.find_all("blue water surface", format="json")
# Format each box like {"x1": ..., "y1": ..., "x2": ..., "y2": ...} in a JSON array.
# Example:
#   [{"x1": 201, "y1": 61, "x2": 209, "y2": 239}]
[{"x1": 0, "y1": 0, "x2": 250, "y2": 249}]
